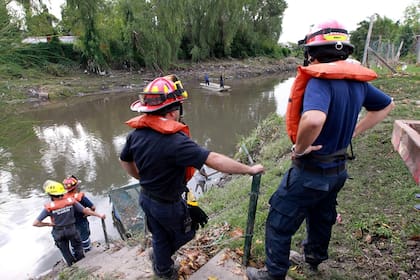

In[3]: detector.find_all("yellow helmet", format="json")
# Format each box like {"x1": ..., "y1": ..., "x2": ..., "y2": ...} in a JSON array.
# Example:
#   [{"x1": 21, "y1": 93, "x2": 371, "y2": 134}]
[{"x1": 43, "y1": 180, "x2": 67, "y2": 196}]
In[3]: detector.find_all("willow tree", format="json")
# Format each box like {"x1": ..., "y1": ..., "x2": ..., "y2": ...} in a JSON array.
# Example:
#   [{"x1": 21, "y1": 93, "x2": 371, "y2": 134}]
[
  {"x1": 154, "y1": 0, "x2": 186, "y2": 67},
  {"x1": 0, "y1": 0, "x2": 63, "y2": 77},
  {"x1": 110, "y1": 0, "x2": 144, "y2": 68},
  {"x1": 26, "y1": 8, "x2": 57, "y2": 36},
  {"x1": 183, "y1": 0, "x2": 213, "y2": 61},
  {"x1": 239, "y1": 0, "x2": 287, "y2": 56},
  {"x1": 183, "y1": 0, "x2": 286, "y2": 61},
  {"x1": 112, "y1": 0, "x2": 186, "y2": 71},
  {"x1": 183, "y1": 0, "x2": 245, "y2": 60},
  {"x1": 0, "y1": 0, "x2": 22, "y2": 77},
  {"x1": 64, "y1": 0, "x2": 108, "y2": 73},
  {"x1": 400, "y1": 1, "x2": 420, "y2": 60},
  {"x1": 132, "y1": 0, "x2": 186, "y2": 70},
  {"x1": 13, "y1": 0, "x2": 57, "y2": 36},
  {"x1": 212, "y1": 0, "x2": 243, "y2": 57}
]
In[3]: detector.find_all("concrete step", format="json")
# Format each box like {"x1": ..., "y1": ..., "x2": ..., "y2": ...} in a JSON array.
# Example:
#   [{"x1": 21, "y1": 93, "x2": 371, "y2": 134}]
[{"x1": 189, "y1": 248, "x2": 245, "y2": 280}]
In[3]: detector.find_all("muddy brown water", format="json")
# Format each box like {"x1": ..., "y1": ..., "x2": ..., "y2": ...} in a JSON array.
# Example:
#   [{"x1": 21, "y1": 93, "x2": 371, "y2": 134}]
[{"x1": 0, "y1": 74, "x2": 295, "y2": 278}]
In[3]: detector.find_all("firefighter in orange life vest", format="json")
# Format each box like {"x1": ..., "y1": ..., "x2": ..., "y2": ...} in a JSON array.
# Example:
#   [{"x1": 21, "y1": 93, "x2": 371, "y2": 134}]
[
  {"x1": 33, "y1": 180, "x2": 106, "y2": 266},
  {"x1": 246, "y1": 20, "x2": 394, "y2": 280},
  {"x1": 119, "y1": 74, "x2": 264, "y2": 280},
  {"x1": 63, "y1": 175, "x2": 95, "y2": 252}
]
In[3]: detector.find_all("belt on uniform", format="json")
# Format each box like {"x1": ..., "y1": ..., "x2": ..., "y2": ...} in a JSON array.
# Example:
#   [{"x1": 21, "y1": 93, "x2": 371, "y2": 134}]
[
  {"x1": 54, "y1": 224, "x2": 75, "y2": 230},
  {"x1": 141, "y1": 189, "x2": 180, "y2": 204},
  {"x1": 293, "y1": 160, "x2": 346, "y2": 176}
]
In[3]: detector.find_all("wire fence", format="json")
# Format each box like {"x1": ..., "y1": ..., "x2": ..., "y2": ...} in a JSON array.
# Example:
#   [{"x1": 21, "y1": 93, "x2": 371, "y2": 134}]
[{"x1": 368, "y1": 39, "x2": 404, "y2": 66}]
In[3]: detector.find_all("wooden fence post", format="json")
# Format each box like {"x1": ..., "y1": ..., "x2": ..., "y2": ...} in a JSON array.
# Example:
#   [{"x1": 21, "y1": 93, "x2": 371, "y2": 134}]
[{"x1": 362, "y1": 15, "x2": 375, "y2": 66}]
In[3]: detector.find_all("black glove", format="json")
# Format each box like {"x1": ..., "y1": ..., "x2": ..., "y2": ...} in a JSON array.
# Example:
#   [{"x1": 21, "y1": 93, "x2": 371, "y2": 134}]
[{"x1": 188, "y1": 205, "x2": 208, "y2": 230}]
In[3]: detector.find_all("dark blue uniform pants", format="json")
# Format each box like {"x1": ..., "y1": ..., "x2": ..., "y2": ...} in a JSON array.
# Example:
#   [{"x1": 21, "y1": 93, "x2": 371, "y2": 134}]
[
  {"x1": 139, "y1": 193, "x2": 195, "y2": 277},
  {"x1": 52, "y1": 224, "x2": 84, "y2": 266},
  {"x1": 265, "y1": 166, "x2": 348, "y2": 278},
  {"x1": 75, "y1": 218, "x2": 91, "y2": 251}
]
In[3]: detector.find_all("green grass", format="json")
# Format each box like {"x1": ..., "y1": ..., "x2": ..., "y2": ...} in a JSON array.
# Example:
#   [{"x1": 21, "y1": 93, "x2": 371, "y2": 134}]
[{"x1": 199, "y1": 66, "x2": 420, "y2": 279}]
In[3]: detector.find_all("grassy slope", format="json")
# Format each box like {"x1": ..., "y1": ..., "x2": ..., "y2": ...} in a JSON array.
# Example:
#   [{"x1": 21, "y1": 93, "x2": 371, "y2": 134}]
[{"x1": 200, "y1": 71, "x2": 420, "y2": 280}]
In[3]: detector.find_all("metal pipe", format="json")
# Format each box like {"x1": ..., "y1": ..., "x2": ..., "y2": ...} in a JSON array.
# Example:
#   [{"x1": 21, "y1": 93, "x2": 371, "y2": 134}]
[
  {"x1": 102, "y1": 219, "x2": 110, "y2": 249},
  {"x1": 241, "y1": 144, "x2": 262, "y2": 265}
]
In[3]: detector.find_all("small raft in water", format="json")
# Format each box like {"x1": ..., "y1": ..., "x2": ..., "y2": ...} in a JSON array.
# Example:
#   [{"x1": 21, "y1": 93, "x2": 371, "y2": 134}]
[{"x1": 199, "y1": 82, "x2": 231, "y2": 92}]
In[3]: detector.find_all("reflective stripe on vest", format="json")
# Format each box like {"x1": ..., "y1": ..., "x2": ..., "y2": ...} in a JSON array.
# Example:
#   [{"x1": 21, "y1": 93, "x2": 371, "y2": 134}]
[
  {"x1": 64, "y1": 191, "x2": 85, "y2": 202},
  {"x1": 44, "y1": 197, "x2": 76, "y2": 211}
]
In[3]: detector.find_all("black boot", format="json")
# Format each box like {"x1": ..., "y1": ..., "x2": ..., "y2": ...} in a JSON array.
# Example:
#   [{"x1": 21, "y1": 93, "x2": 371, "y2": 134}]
[
  {"x1": 246, "y1": 267, "x2": 285, "y2": 280},
  {"x1": 303, "y1": 253, "x2": 320, "y2": 272},
  {"x1": 153, "y1": 268, "x2": 178, "y2": 280}
]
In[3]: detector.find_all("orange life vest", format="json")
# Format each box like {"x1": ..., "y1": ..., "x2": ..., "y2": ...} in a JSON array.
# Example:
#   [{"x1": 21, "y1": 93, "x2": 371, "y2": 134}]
[
  {"x1": 286, "y1": 60, "x2": 378, "y2": 144},
  {"x1": 126, "y1": 114, "x2": 196, "y2": 182},
  {"x1": 44, "y1": 197, "x2": 76, "y2": 211},
  {"x1": 64, "y1": 191, "x2": 85, "y2": 202}
]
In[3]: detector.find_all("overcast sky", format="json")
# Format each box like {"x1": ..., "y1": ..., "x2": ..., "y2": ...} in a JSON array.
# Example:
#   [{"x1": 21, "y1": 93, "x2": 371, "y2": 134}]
[
  {"x1": 279, "y1": 0, "x2": 417, "y2": 43},
  {"x1": 46, "y1": 0, "x2": 417, "y2": 44}
]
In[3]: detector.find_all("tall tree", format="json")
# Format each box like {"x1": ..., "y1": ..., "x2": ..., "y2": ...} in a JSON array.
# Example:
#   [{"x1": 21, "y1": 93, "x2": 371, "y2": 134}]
[
  {"x1": 400, "y1": 0, "x2": 420, "y2": 57},
  {"x1": 403, "y1": 0, "x2": 420, "y2": 31},
  {"x1": 65, "y1": 0, "x2": 108, "y2": 73},
  {"x1": 11, "y1": 0, "x2": 290, "y2": 71},
  {"x1": 13, "y1": 0, "x2": 58, "y2": 35},
  {"x1": 113, "y1": 0, "x2": 147, "y2": 68},
  {"x1": 238, "y1": 0, "x2": 287, "y2": 56},
  {"x1": 183, "y1": 0, "x2": 213, "y2": 61},
  {"x1": 154, "y1": 0, "x2": 186, "y2": 64},
  {"x1": 25, "y1": 5, "x2": 57, "y2": 36},
  {"x1": 111, "y1": 0, "x2": 187, "y2": 71},
  {"x1": 183, "y1": 0, "x2": 287, "y2": 60}
]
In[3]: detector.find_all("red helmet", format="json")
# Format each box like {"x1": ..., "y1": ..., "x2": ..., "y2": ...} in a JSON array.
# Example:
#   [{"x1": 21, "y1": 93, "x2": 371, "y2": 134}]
[
  {"x1": 130, "y1": 75, "x2": 188, "y2": 113},
  {"x1": 300, "y1": 20, "x2": 354, "y2": 49},
  {"x1": 62, "y1": 175, "x2": 80, "y2": 191}
]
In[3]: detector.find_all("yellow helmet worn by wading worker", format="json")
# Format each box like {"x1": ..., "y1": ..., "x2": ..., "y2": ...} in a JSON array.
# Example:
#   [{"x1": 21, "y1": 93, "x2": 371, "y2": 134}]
[
  {"x1": 130, "y1": 75, "x2": 188, "y2": 113},
  {"x1": 44, "y1": 180, "x2": 67, "y2": 196},
  {"x1": 62, "y1": 175, "x2": 80, "y2": 191}
]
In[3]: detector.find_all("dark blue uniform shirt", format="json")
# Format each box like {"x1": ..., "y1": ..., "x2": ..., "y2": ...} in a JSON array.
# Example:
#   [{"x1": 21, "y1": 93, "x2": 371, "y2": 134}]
[
  {"x1": 302, "y1": 78, "x2": 392, "y2": 168},
  {"x1": 75, "y1": 195, "x2": 94, "y2": 222},
  {"x1": 120, "y1": 128, "x2": 210, "y2": 201},
  {"x1": 37, "y1": 200, "x2": 85, "y2": 227}
]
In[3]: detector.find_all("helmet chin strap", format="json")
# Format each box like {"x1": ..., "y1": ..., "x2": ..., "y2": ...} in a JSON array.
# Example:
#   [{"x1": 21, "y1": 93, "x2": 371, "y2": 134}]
[
  {"x1": 178, "y1": 104, "x2": 184, "y2": 122},
  {"x1": 303, "y1": 50, "x2": 313, "y2": 66}
]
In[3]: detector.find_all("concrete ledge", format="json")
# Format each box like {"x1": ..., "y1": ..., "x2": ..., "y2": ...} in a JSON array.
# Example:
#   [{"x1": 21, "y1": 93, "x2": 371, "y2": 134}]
[
  {"x1": 188, "y1": 248, "x2": 245, "y2": 280},
  {"x1": 391, "y1": 120, "x2": 420, "y2": 185}
]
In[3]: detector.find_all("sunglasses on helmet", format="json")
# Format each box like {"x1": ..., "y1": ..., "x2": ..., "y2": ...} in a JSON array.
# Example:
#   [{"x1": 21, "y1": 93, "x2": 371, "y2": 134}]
[{"x1": 141, "y1": 82, "x2": 187, "y2": 106}]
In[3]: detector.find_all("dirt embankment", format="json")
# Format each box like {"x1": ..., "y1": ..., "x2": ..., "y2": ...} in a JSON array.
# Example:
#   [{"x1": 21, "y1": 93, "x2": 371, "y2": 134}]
[
  {"x1": 13, "y1": 57, "x2": 299, "y2": 107},
  {"x1": 171, "y1": 57, "x2": 300, "y2": 80}
]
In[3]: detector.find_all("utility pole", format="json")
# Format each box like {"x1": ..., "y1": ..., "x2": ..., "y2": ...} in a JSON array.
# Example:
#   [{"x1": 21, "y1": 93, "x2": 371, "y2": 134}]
[{"x1": 362, "y1": 15, "x2": 375, "y2": 66}]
